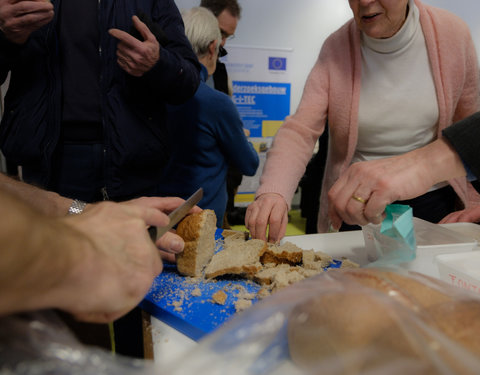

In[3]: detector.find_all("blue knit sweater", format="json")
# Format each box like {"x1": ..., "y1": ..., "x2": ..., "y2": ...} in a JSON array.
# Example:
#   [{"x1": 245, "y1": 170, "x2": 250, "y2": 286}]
[{"x1": 159, "y1": 65, "x2": 259, "y2": 227}]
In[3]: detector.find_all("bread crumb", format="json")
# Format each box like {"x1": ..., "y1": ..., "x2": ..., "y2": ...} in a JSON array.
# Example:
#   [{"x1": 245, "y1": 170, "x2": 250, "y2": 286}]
[
  {"x1": 185, "y1": 276, "x2": 202, "y2": 284},
  {"x1": 257, "y1": 287, "x2": 271, "y2": 299},
  {"x1": 315, "y1": 251, "x2": 333, "y2": 268},
  {"x1": 340, "y1": 259, "x2": 360, "y2": 269},
  {"x1": 299, "y1": 267, "x2": 323, "y2": 278},
  {"x1": 271, "y1": 268, "x2": 305, "y2": 291},
  {"x1": 302, "y1": 250, "x2": 315, "y2": 263},
  {"x1": 236, "y1": 291, "x2": 256, "y2": 300},
  {"x1": 212, "y1": 290, "x2": 227, "y2": 305},
  {"x1": 235, "y1": 299, "x2": 252, "y2": 312},
  {"x1": 191, "y1": 287, "x2": 202, "y2": 297},
  {"x1": 172, "y1": 300, "x2": 183, "y2": 312}
]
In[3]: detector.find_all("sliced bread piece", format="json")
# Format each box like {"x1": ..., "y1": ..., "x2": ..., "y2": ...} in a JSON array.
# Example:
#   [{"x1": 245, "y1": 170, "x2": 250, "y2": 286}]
[
  {"x1": 260, "y1": 241, "x2": 304, "y2": 265},
  {"x1": 205, "y1": 238, "x2": 267, "y2": 279},
  {"x1": 176, "y1": 209, "x2": 217, "y2": 277}
]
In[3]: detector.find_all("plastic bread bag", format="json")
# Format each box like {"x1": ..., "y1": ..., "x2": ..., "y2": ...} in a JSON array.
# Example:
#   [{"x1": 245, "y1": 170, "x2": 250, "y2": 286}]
[
  {"x1": 0, "y1": 310, "x2": 157, "y2": 375},
  {"x1": 164, "y1": 267, "x2": 480, "y2": 375},
  {"x1": 362, "y1": 204, "x2": 416, "y2": 266}
]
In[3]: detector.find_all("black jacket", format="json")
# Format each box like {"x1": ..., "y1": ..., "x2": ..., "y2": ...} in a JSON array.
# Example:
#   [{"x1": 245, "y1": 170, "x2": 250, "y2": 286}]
[
  {"x1": 443, "y1": 111, "x2": 480, "y2": 192},
  {"x1": 0, "y1": 0, "x2": 200, "y2": 198}
]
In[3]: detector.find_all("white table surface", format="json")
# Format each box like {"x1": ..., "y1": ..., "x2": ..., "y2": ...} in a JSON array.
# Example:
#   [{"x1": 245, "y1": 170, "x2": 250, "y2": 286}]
[{"x1": 149, "y1": 224, "x2": 480, "y2": 364}]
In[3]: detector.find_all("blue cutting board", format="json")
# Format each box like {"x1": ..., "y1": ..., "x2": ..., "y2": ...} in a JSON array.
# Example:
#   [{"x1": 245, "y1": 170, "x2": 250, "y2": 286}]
[
  {"x1": 140, "y1": 229, "x2": 262, "y2": 340},
  {"x1": 140, "y1": 229, "x2": 342, "y2": 341}
]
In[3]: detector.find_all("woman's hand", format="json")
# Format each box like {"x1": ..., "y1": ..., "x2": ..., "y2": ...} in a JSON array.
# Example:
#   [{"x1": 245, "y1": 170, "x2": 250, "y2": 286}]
[
  {"x1": 245, "y1": 193, "x2": 288, "y2": 243},
  {"x1": 439, "y1": 206, "x2": 480, "y2": 224}
]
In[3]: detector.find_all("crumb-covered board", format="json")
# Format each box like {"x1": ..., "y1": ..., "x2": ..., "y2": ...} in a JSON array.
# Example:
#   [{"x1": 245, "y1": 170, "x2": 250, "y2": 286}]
[{"x1": 140, "y1": 229, "x2": 342, "y2": 341}]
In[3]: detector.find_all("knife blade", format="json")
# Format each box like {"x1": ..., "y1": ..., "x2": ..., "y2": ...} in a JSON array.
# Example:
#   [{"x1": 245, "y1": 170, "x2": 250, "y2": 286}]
[{"x1": 148, "y1": 187, "x2": 203, "y2": 242}]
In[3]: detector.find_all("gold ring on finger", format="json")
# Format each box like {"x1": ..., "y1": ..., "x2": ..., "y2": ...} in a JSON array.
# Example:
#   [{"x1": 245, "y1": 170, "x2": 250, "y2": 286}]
[{"x1": 351, "y1": 195, "x2": 367, "y2": 204}]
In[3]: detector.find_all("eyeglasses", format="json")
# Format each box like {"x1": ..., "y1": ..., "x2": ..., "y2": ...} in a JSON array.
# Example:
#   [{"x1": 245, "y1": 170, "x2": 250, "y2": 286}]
[
  {"x1": 220, "y1": 29, "x2": 235, "y2": 41},
  {"x1": 218, "y1": 45, "x2": 228, "y2": 57}
]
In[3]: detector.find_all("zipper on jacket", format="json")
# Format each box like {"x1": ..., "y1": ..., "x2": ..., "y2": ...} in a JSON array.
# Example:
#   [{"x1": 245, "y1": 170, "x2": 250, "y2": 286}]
[
  {"x1": 44, "y1": 3, "x2": 61, "y2": 186},
  {"x1": 101, "y1": 186, "x2": 109, "y2": 201},
  {"x1": 97, "y1": 0, "x2": 109, "y2": 200}
]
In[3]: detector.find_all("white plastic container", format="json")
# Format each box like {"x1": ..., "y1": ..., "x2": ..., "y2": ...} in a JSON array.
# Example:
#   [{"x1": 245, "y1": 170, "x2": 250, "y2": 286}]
[{"x1": 436, "y1": 251, "x2": 480, "y2": 295}]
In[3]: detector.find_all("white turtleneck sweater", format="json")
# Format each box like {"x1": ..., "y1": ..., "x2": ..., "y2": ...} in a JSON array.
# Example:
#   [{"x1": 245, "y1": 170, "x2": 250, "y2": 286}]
[{"x1": 353, "y1": 0, "x2": 439, "y2": 168}]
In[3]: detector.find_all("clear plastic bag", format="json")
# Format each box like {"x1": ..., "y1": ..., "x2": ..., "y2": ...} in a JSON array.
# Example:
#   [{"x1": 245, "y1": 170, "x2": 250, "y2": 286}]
[
  {"x1": 164, "y1": 267, "x2": 480, "y2": 375},
  {"x1": 3, "y1": 268, "x2": 480, "y2": 375},
  {"x1": 0, "y1": 311, "x2": 157, "y2": 375},
  {"x1": 362, "y1": 204, "x2": 416, "y2": 266}
]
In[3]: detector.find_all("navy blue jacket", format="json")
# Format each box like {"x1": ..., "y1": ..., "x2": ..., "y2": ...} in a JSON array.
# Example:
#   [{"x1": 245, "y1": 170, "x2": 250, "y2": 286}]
[
  {"x1": 158, "y1": 65, "x2": 259, "y2": 227},
  {"x1": 443, "y1": 111, "x2": 480, "y2": 181},
  {"x1": 0, "y1": 0, "x2": 200, "y2": 198}
]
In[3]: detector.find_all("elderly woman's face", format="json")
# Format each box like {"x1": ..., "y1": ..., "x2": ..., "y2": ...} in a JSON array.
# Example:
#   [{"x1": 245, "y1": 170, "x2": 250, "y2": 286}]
[{"x1": 349, "y1": 0, "x2": 409, "y2": 38}]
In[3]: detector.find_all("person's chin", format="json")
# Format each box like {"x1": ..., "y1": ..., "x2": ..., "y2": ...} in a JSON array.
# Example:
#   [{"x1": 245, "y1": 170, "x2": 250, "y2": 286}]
[{"x1": 363, "y1": 26, "x2": 390, "y2": 39}]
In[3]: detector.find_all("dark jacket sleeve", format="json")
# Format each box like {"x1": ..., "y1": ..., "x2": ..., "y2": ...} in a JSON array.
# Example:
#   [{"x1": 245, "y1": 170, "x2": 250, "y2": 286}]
[
  {"x1": 132, "y1": 0, "x2": 201, "y2": 105},
  {"x1": 442, "y1": 111, "x2": 480, "y2": 180},
  {"x1": 0, "y1": 31, "x2": 23, "y2": 84}
]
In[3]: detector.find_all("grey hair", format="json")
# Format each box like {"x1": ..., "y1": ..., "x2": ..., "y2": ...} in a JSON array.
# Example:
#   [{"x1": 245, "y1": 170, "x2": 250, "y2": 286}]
[{"x1": 181, "y1": 7, "x2": 222, "y2": 58}]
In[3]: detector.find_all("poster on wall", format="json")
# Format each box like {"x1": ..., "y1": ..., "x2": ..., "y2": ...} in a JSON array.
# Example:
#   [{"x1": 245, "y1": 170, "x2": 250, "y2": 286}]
[{"x1": 221, "y1": 45, "x2": 292, "y2": 207}]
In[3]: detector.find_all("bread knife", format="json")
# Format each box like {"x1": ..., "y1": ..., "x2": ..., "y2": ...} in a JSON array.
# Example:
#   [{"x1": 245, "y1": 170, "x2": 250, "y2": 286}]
[{"x1": 148, "y1": 187, "x2": 203, "y2": 241}]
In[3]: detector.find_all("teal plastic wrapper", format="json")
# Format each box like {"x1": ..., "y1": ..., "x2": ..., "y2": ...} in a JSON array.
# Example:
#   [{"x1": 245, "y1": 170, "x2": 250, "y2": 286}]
[{"x1": 363, "y1": 204, "x2": 416, "y2": 266}]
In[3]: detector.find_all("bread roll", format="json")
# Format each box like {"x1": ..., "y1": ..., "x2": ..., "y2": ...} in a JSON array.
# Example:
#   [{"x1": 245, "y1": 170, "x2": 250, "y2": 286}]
[{"x1": 175, "y1": 209, "x2": 217, "y2": 277}]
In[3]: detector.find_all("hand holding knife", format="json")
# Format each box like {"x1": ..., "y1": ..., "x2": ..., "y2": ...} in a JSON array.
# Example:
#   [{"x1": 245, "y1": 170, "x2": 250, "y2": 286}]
[{"x1": 148, "y1": 188, "x2": 203, "y2": 242}]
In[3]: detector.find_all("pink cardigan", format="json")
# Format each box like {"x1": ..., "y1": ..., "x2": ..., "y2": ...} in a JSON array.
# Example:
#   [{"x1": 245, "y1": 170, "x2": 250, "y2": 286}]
[{"x1": 256, "y1": 0, "x2": 480, "y2": 233}]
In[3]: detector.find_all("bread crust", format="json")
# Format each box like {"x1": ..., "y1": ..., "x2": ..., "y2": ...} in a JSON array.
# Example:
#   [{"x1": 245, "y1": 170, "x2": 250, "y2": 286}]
[{"x1": 176, "y1": 209, "x2": 217, "y2": 277}]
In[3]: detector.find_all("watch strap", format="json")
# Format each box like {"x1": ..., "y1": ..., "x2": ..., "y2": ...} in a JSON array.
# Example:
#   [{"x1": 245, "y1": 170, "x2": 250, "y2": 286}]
[{"x1": 68, "y1": 199, "x2": 87, "y2": 215}]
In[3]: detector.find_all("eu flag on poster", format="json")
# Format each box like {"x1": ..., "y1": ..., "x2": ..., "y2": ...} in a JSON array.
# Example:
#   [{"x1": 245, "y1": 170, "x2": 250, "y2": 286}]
[{"x1": 268, "y1": 57, "x2": 286, "y2": 71}]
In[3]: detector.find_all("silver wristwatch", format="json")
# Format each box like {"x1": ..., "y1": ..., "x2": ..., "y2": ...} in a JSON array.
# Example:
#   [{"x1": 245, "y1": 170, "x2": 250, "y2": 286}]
[{"x1": 68, "y1": 199, "x2": 87, "y2": 215}]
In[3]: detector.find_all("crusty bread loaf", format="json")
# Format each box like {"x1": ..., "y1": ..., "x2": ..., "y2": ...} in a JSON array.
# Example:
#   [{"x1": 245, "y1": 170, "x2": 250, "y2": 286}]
[
  {"x1": 175, "y1": 209, "x2": 217, "y2": 277},
  {"x1": 338, "y1": 268, "x2": 451, "y2": 309},
  {"x1": 204, "y1": 238, "x2": 267, "y2": 279},
  {"x1": 288, "y1": 290, "x2": 425, "y2": 374},
  {"x1": 287, "y1": 268, "x2": 480, "y2": 374},
  {"x1": 426, "y1": 299, "x2": 480, "y2": 355}
]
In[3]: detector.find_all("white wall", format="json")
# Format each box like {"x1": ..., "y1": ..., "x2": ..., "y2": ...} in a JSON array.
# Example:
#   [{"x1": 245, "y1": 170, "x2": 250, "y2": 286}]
[{"x1": 175, "y1": 0, "x2": 480, "y2": 113}]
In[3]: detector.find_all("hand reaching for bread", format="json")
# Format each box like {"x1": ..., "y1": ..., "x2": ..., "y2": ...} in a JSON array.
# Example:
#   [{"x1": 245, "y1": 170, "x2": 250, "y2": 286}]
[{"x1": 245, "y1": 193, "x2": 289, "y2": 243}]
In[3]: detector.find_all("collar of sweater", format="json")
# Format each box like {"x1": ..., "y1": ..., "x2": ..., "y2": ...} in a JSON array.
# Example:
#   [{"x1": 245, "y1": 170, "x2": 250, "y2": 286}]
[{"x1": 361, "y1": 0, "x2": 419, "y2": 54}]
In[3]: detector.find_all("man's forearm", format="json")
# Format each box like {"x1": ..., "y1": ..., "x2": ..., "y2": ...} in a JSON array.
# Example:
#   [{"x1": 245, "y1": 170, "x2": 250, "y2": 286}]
[
  {"x1": 0, "y1": 189, "x2": 87, "y2": 316},
  {"x1": 0, "y1": 173, "x2": 72, "y2": 216}
]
